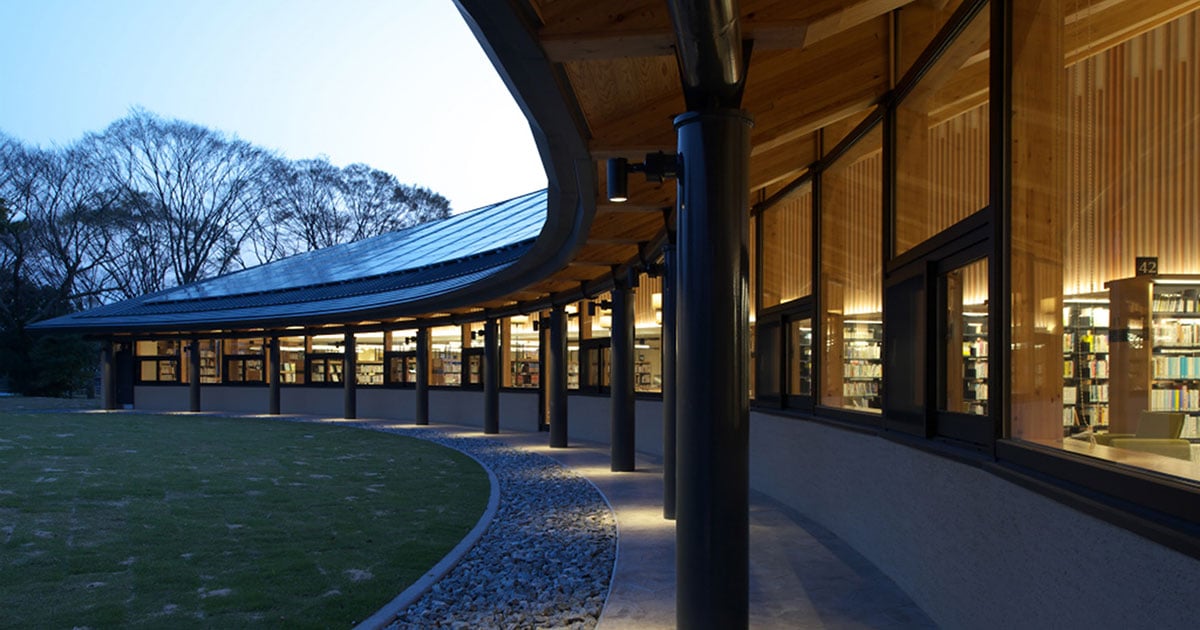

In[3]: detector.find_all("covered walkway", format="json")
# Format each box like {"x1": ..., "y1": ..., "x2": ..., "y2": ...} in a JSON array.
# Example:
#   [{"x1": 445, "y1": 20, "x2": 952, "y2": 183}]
[{"x1": 336, "y1": 415, "x2": 933, "y2": 629}]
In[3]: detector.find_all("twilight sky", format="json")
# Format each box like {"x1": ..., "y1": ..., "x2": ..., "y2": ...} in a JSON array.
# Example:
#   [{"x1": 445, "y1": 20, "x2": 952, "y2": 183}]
[{"x1": 0, "y1": 0, "x2": 547, "y2": 213}]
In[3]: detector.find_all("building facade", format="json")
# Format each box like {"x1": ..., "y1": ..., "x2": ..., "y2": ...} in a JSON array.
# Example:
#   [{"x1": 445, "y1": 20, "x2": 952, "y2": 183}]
[{"x1": 35, "y1": 1, "x2": 1200, "y2": 627}]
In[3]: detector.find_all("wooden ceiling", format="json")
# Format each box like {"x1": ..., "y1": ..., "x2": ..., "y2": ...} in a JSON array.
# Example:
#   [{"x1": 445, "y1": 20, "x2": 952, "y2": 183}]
[{"x1": 447, "y1": 0, "x2": 1194, "y2": 321}]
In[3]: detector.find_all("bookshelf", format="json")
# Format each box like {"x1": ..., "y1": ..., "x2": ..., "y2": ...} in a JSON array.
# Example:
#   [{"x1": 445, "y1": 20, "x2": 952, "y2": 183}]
[
  {"x1": 843, "y1": 320, "x2": 881, "y2": 409},
  {"x1": 1150, "y1": 283, "x2": 1200, "y2": 438},
  {"x1": 1105, "y1": 276, "x2": 1200, "y2": 438},
  {"x1": 1062, "y1": 299, "x2": 1110, "y2": 431},
  {"x1": 961, "y1": 318, "x2": 989, "y2": 415}
]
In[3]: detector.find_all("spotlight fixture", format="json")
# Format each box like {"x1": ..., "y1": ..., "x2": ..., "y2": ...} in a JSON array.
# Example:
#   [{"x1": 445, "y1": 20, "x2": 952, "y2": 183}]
[{"x1": 606, "y1": 151, "x2": 681, "y2": 203}]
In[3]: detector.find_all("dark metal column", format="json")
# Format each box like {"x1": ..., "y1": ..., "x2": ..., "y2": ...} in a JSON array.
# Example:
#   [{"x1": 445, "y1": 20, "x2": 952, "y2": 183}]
[
  {"x1": 415, "y1": 327, "x2": 430, "y2": 425},
  {"x1": 548, "y1": 304, "x2": 569, "y2": 447},
  {"x1": 343, "y1": 332, "x2": 357, "y2": 419},
  {"x1": 269, "y1": 336, "x2": 281, "y2": 415},
  {"x1": 611, "y1": 283, "x2": 636, "y2": 471},
  {"x1": 101, "y1": 341, "x2": 116, "y2": 410},
  {"x1": 662, "y1": 242, "x2": 678, "y2": 519},
  {"x1": 674, "y1": 109, "x2": 752, "y2": 630},
  {"x1": 484, "y1": 318, "x2": 500, "y2": 434},
  {"x1": 189, "y1": 338, "x2": 201, "y2": 412},
  {"x1": 538, "y1": 314, "x2": 550, "y2": 431}
]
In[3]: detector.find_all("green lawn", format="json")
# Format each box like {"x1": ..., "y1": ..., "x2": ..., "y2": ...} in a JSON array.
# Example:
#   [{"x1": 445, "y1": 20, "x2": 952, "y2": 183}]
[{"x1": 0, "y1": 408, "x2": 489, "y2": 628}]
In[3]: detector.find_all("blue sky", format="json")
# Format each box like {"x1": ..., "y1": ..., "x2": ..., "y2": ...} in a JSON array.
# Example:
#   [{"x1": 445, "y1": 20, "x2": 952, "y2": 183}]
[{"x1": 0, "y1": 0, "x2": 546, "y2": 213}]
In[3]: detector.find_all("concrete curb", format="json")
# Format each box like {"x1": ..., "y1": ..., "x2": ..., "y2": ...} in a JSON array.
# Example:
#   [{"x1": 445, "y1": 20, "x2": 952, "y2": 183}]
[{"x1": 352, "y1": 431, "x2": 502, "y2": 630}]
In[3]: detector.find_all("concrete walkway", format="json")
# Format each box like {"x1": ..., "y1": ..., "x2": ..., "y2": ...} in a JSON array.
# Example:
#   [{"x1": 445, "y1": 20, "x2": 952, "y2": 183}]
[{"x1": 424, "y1": 425, "x2": 936, "y2": 629}]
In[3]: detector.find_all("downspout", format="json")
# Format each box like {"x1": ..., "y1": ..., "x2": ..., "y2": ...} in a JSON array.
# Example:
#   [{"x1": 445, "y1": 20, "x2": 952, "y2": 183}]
[{"x1": 665, "y1": 0, "x2": 748, "y2": 110}]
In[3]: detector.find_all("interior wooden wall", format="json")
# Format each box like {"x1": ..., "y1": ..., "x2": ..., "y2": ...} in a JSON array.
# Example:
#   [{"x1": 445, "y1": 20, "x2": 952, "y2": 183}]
[
  {"x1": 929, "y1": 103, "x2": 990, "y2": 236},
  {"x1": 822, "y1": 132, "x2": 884, "y2": 317},
  {"x1": 1064, "y1": 11, "x2": 1200, "y2": 294},
  {"x1": 762, "y1": 185, "x2": 813, "y2": 308}
]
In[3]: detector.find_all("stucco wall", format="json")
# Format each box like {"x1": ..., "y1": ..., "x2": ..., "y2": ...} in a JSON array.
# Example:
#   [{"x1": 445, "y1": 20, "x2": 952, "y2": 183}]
[
  {"x1": 133, "y1": 385, "x2": 189, "y2": 411},
  {"x1": 429, "y1": 389, "x2": 485, "y2": 427},
  {"x1": 200, "y1": 386, "x2": 269, "y2": 413},
  {"x1": 565, "y1": 394, "x2": 610, "y2": 444},
  {"x1": 635, "y1": 398, "x2": 664, "y2": 457},
  {"x1": 358, "y1": 388, "x2": 416, "y2": 421},
  {"x1": 499, "y1": 390, "x2": 539, "y2": 433},
  {"x1": 280, "y1": 387, "x2": 342, "y2": 417},
  {"x1": 748, "y1": 411, "x2": 1200, "y2": 628}
]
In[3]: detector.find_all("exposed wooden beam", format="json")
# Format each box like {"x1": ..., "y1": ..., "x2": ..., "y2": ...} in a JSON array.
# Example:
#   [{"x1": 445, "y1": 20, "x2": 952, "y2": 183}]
[
  {"x1": 801, "y1": 0, "x2": 912, "y2": 47},
  {"x1": 539, "y1": 0, "x2": 915, "y2": 61},
  {"x1": 750, "y1": 134, "x2": 817, "y2": 192},
  {"x1": 1065, "y1": 0, "x2": 1200, "y2": 65}
]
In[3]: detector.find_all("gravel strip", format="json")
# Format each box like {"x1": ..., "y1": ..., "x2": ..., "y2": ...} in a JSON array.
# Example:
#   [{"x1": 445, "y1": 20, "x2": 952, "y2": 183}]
[{"x1": 369, "y1": 428, "x2": 617, "y2": 630}]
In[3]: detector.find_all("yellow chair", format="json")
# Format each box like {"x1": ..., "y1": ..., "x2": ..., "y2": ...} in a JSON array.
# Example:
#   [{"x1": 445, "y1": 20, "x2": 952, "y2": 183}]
[
  {"x1": 1099, "y1": 411, "x2": 1191, "y2": 460},
  {"x1": 1107, "y1": 437, "x2": 1192, "y2": 460}
]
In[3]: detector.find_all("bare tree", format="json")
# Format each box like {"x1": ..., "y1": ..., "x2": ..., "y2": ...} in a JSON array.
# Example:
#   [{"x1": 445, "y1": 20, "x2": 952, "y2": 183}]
[
  {"x1": 342, "y1": 163, "x2": 405, "y2": 241},
  {"x1": 91, "y1": 108, "x2": 273, "y2": 286},
  {"x1": 9, "y1": 145, "x2": 122, "y2": 308},
  {"x1": 260, "y1": 159, "x2": 453, "y2": 256},
  {"x1": 267, "y1": 157, "x2": 348, "y2": 252},
  {"x1": 396, "y1": 183, "x2": 452, "y2": 225}
]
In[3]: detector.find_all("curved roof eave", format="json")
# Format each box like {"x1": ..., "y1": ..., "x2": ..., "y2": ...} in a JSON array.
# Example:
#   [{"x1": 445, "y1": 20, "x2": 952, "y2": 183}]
[
  {"x1": 448, "y1": 0, "x2": 595, "y2": 302},
  {"x1": 31, "y1": 4, "x2": 596, "y2": 337}
]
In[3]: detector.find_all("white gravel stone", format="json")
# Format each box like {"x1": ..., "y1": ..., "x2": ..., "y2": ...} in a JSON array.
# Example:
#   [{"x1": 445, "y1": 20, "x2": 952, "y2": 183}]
[{"x1": 378, "y1": 429, "x2": 617, "y2": 630}]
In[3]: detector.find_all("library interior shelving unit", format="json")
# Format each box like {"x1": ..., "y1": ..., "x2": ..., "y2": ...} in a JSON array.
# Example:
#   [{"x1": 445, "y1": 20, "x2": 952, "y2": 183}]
[
  {"x1": 1101, "y1": 276, "x2": 1200, "y2": 439},
  {"x1": 961, "y1": 310, "x2": 989, "y2": 415},
  {"x1": 1063, "y1": 297, "x2": 1111, "y2": 432},
  {"x1": 843, "y1": 319, "x2": 882, "y2": 410}
]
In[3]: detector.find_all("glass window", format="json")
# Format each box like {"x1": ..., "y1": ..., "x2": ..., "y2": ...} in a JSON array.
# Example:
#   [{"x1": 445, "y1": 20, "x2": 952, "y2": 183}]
[
  {"x1": 385, "y1": 329, "x2": 417, "y2": 386},
  {"x1": 135, "y1": 339, "x2": 179, "y2": 383},
  {"x1": 307, "y1": 334, "x2": 343, "y2": 385},
  {"x1": 820, "y1": 124, "x2": 883, "y2": 412},
  {"x1": 389, "y1": 329, "x2": 418, "y2": 352},
  {"x1": 1010, "y1": 6, "x2": 1200, "y2": 482},
  {"x1": 430, "y1": 325, "x2": 462, "y2": 386},
  {"x1": 756, "y1": 321, "x2": 781, "y2": 400},
  {"x1": 588, "y1": 293, "x2": 613, "y2": 340},
  {"x1": 279, "y1": 336, "x2": 306, "y2": 385},
  {"x1": 567, "y1": 302, "x2": 582, "y2": 390},
  {"x1": 788, "y1": 318, "x2": 813, "y2": 397},
  {"x1": 634, "y1": 272, "x2": 664, "y2": 393},
  {"x1": 225, "y1": 358, "x2": 265, "y2": 383},
  {"x1": 355, "y1": 332, "x2": 385, "y2": 386},
  {"x1": 223, "y1": 338, "x2": 265, "y2": 384},
  {"x1": 896, "y1": 0, "x2": 970, "y2": 83},
  {"x1": 894, "y1": 1, "x2": 989, "y2": 256},
  {"x1": 508, "y1": 316, "x2": 539, "y2": 389},
  {"x1": 634, "y1": 336, "x2": 662, "y2": 393},
  {"x1": 941, "y1": 258, "x2": 989, "y2": 415},
  {"x1": 389, "y1": 354, "x2": 417, "y2": 385},
  {"x1": 464, "y1": 349, "x2": 484, "y2": 387},
  {"x1": 196, "y1": 339, "x2": 220, "y2": 384},
  {"x1": 750, "y1": 215, "x2": 757, "y2": 400},
  {"x1": 762, "y1": 184, "x2": 813, "y2": 309},
  {"x1": 581, "y1": 341, "x2": 611, "y2": 393}
]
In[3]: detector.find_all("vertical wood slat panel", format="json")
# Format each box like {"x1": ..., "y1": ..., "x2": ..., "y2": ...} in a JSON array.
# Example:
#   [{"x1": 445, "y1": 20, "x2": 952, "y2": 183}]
[
  {"x1": 926, "y1": 102, "x2": 989, "y2": 247},
  {"x1": 1065, "y1": 12, "x2": 1200, "y2": 295}
]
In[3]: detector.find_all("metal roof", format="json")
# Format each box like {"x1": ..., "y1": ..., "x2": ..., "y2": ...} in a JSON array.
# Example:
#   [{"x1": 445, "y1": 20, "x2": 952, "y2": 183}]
[{"x1": 32, "y1": 189, "x2": 548, "y2": 334}]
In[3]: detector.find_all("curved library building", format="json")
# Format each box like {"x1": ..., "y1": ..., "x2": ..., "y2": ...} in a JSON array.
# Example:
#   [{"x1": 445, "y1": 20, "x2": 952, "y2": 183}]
[{"x1": 34, "y1": 1, "x2": 1200, "y2": 627}]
